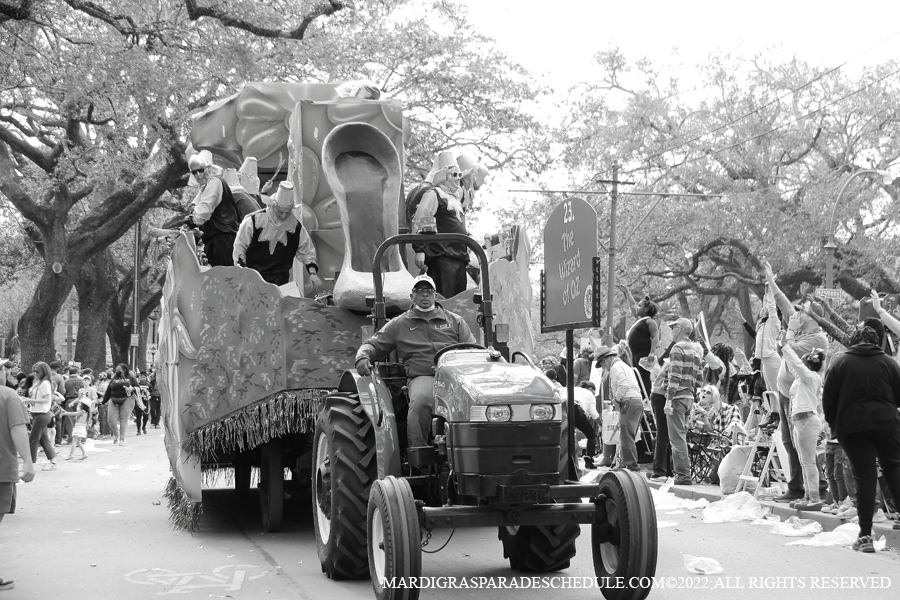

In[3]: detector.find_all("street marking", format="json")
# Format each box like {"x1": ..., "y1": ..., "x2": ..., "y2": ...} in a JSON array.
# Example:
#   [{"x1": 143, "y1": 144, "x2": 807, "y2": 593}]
[{"x1": 125, "y1": 565, "x2": 268, "y2": 595}]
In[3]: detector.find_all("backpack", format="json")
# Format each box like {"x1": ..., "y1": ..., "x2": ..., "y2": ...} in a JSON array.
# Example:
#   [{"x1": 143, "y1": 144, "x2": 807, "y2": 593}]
[{"x1": 404, "y1": 182, "x2": 434, "y2": 230}]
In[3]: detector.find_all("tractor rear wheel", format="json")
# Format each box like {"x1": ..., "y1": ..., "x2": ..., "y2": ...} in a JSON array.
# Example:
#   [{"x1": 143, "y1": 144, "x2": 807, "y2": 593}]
[
  {"x1": 368, "y1": 476, "x2": 422, "y2": 600},
  {"x1": 498, "y1": 523, "x2": 580, "y2": 572},
  {"x1": 592, "y1": 469, "x2": 658, "y2": 600},
  {"x1": 258, "y1": 439, "x2": 283, "y2": 532},
  {"x1": 313, "y1": 393, "x2": 376, "y2": 580}
]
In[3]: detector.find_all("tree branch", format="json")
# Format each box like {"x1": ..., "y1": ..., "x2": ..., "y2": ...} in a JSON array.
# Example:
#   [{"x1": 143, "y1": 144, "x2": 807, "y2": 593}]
[
  {"x1": 183, "y1": 0, "x2": 346, "y2": 40},
  {"x1": 68, "y1": 142, "x2": 188, "y2": 260},
  {"x1": 0, "y1": 141, "x2": 46, "y2": 228},
  {"x1": 0, "y1": 122, "x2": 55, "y2": 171}
]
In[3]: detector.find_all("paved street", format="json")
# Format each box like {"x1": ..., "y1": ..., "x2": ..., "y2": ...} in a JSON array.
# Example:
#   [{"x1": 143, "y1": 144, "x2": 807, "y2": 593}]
[{"x1": 3, "y1": 432, "x2": 899, "y2": 600}]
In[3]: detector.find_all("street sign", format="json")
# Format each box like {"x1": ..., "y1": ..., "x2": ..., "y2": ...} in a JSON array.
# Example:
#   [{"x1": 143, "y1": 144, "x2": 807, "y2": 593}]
[
  {"x1": 130, "y1": 334, "x2": 140, "y2": 347},
  {"x1": 542, "y1": 197, "x2": 598, "y2": 331},
  {"x1": 816, "y1": 288, "x2": 844, "y2": 300}
]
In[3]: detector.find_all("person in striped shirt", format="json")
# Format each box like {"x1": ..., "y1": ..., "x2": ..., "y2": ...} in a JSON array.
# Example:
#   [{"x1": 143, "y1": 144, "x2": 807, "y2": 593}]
[{"x1": 663, "y1": 317, "x2": 704, "y2": 485}]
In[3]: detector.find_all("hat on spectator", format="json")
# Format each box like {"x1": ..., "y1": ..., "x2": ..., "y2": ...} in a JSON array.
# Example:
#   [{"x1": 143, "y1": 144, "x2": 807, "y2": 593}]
[
  {"x1": 667, "y1": 317, "x2": 694, "y2": 333},
  {"x1": 593, "y1": 345, "x2": 617, "y2": 362}
]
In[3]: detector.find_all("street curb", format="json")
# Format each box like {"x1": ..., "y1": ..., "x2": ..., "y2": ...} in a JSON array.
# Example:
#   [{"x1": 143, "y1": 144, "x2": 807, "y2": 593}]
[{"x1": 647, "y1": 480, "x2": 900, "y2": 550}]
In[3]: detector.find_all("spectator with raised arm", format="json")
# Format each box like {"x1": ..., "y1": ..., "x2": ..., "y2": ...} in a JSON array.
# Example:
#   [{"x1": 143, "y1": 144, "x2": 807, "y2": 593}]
[{"x1": 763, "y1": 261, "x2": 829, "y2": 503}]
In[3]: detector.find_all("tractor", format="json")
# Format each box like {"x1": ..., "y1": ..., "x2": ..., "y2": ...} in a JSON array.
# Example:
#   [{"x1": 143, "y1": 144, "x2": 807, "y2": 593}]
[{"x1": 312, "y1": 232, "x2": 659, "y2": 600}]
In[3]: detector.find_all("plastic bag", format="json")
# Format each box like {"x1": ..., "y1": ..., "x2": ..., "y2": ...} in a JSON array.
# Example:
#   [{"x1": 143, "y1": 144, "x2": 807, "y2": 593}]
[
  {"x1": 785, "y1": 523, "x2": 887, "y2": 549},
  {"x1": 651, "y1": 480, "x2": 710, "y2": 511},
  {"x1": 770, "y1": 516, "x2": 823, "y2": 537},
  {"x1": 717, "y1": 445, "x2": 754, "y2": 494},
  {"x1": 702, "y1": 491, "x2": 766, "y2": 523},
  {"x1": 683, "y1": 554, "x2": 724, "y2": 574},
  {"x1": 602, "y1": 409, "x2": 620, "y2": 445}
]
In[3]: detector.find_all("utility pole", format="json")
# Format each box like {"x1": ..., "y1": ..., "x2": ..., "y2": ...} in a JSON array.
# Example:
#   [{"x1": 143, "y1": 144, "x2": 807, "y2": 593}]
[
  {"x1": 605, "y1": 163, "x2": 619, "y2": 346},
  {"x1": 130, "y1": 219, "x2": 142, "y2": 370}
]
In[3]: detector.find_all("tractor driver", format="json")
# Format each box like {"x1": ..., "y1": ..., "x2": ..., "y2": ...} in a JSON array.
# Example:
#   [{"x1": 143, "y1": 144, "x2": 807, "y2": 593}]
[{"x1": 355, "y1": 274, "x2": 475, "y2": 448}]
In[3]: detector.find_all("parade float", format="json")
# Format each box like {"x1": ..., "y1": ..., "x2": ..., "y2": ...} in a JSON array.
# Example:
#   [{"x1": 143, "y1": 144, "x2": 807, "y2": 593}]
[{"x1": 156, "y1": 82, "x2": 534, "y2": 532}]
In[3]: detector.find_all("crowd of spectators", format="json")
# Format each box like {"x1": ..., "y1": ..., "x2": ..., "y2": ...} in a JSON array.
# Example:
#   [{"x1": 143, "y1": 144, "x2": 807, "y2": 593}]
[
  {"x1": 0, "y1": 359, "x2": 161, "y2": 471},
  {"x1": 536, "y1": 260, "x2": 900, "y2": 554}
]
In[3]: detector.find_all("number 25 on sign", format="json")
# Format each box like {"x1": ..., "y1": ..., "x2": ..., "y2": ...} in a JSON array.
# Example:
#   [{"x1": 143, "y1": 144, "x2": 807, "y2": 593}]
[{"x1": 562, "y1": 201, "x2": 574, "y2": 224}]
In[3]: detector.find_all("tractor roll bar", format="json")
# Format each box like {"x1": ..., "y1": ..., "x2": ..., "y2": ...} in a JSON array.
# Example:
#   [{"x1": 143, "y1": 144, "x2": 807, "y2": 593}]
[{"x1": 372, "y1": 233, "x2": 493, "y2": 348}]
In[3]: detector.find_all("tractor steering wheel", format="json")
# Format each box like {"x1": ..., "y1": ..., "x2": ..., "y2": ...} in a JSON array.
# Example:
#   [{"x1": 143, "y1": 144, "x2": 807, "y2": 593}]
[{"x1": 433, "y1": 343, "x2": 486, "y2": 365}]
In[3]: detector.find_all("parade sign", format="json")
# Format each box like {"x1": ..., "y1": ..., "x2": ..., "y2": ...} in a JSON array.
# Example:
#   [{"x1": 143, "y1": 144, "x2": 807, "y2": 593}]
[{"x1": 542, "y1": 197, "x2": 598, "y2": 331}]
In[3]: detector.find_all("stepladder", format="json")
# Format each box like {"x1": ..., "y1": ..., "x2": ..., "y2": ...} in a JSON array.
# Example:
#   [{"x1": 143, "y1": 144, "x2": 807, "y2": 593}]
[{"x1": 735, "y1": 391, "x2": 791, "y2": 498}]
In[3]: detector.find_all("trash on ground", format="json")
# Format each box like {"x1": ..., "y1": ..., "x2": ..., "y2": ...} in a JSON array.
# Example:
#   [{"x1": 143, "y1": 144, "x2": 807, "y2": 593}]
[
  {"x1": 786, "y1": 523, "x2": 887, "y2": 550},
  {"x1": 651, "y1": 480, "x2": 710, "y2": 511},
  {"x1": 770, "y1": 516, "x2": 823, "y2": 537},
  {"x1": 702, "y1": 491, "x2": 765, "y2": 523},
  {"x1": 750, "y1": 513, "x2": 781, "y2": 526},
  {"x1": 684, "y1": 553, "x2": 725, "y2": 574}
]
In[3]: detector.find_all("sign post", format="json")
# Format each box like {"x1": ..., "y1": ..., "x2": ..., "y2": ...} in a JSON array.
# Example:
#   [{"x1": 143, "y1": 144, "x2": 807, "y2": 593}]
[{"x1": 542, "y1": 197, "x2": 600, "y2": 480}]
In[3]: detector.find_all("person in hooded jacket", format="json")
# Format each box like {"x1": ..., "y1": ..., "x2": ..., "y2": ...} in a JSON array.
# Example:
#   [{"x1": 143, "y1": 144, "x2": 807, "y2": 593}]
[{"x1": 823, "y1": 324, "x2": 900, "y2": 553}]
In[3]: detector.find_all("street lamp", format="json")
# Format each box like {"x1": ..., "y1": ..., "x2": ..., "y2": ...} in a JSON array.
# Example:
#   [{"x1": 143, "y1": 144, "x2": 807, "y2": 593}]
[{"x1": 824, "y1": 169, "x2": 893, "y2": 288}]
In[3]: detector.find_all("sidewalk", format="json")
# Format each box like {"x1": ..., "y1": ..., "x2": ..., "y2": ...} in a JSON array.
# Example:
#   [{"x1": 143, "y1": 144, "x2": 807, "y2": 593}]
[{"x1": 646, "y1": 478, "x2": 900, "y2": 549}]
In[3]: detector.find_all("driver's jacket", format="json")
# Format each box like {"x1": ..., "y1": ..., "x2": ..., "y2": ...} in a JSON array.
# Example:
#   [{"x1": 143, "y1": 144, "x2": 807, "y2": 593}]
[{"x1": 355, "y1": 304, "x2": 475, "y2": 378}]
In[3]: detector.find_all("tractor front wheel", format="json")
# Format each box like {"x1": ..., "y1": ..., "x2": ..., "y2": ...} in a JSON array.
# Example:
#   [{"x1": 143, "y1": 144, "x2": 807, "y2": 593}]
[
  {"x1": 592, "y1": 469, "x2": 658, "y2": 600},
  {"x1": 313, "y1": 393, "x2": 376, "y2": 580},
  {"x1": 498, "y1": 523, "x2": 580, "y2": 572},
  {"x1": 368, "y1": 476, "x2": 422, "y2": 600}
]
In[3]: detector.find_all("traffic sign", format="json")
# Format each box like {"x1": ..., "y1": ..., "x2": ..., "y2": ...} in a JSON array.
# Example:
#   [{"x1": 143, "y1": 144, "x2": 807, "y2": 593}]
[{"x1": 542, "y1": 197, "x2": 598, "y2": 331}]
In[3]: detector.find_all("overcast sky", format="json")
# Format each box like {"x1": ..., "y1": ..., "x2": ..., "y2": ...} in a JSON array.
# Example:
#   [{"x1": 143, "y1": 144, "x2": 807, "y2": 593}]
[
  {"x1": 462, "y1": 1, "x2": 900, "y2": 90},
  {"x1": 457, "y1": 0, "x2": 900, "y2": 238}
]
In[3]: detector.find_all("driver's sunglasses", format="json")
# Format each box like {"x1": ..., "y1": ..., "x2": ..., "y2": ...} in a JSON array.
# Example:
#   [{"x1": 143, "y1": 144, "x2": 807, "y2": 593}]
[
  {"x1": 449, "y1": 171, "x2": 462, "y2": 179},
  {"x1": 191, "y1": 168, "x2": 206, "y2": 175}
]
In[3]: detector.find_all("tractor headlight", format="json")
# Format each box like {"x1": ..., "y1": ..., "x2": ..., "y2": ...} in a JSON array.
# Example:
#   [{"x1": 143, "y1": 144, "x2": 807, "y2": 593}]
[
  {"x1": 530, "y1": 404, "x2": 555, "y2": 421},
  {"x1": 485, "y1": 405, "x2": 512, "y2": 422}
]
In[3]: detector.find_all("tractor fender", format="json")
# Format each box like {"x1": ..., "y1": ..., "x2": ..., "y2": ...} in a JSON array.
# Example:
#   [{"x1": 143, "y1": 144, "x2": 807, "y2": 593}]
[{"x1": 336, "y1": 370, "x2": 402, "y2": 479}]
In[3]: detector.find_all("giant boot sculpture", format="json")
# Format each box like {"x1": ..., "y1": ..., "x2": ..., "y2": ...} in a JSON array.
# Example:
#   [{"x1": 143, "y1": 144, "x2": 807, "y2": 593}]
[{"x1": 321, "y1": 122, "x2": 413, "y2": 312}]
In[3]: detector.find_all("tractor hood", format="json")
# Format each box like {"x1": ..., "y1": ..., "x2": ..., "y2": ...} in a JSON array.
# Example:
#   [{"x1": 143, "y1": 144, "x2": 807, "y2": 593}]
[{"x1": 433, "y1": 353, "x2": 560, "y2": 422}]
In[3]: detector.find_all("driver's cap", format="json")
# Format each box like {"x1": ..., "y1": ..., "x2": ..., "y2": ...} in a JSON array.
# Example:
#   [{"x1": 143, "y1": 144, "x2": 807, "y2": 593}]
[{"x1": 412, "y1": 274, "x2": 436, "y2": 291}]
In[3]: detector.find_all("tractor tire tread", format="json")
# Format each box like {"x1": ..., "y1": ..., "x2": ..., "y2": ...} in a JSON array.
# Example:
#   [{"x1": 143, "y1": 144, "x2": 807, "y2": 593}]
[{"x1": 314, "y1": 394, "x2": 376, "y2": 580}]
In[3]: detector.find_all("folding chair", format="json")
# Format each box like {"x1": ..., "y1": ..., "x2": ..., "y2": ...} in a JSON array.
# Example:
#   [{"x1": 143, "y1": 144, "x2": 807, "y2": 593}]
[{"x1": 688, "y1": 430, "x2": 732, "y2": 484}]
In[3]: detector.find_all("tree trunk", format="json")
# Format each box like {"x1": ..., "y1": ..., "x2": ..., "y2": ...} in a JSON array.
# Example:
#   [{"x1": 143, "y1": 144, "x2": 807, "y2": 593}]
[
  {"x1": 18, "y1": 268, "x2": 76, "y2": 368},
  {"x1": 74, "y1": 249, "x2": 117, "y2": 374}
]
